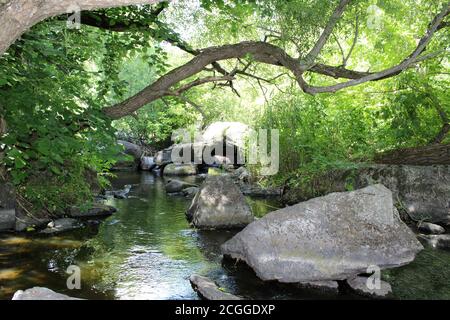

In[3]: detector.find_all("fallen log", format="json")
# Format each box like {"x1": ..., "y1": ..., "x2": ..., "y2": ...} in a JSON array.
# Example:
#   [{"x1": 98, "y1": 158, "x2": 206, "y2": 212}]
[{"x1": 375, "y1": 143, "x2": 450, "y2": 165}]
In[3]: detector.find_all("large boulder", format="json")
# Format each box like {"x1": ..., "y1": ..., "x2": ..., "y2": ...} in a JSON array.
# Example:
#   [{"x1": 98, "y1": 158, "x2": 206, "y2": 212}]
[
  {"x1": 282, "y1": 165, "x2": 450, "y2": 224},
  {"x1": 163, "y1": 163, "x2": 197, "y2": 176},
  {"x1": 186, "y1": 175, "x2": 254, "y2": 229},
  {"x1": 354, "y1": 165, "x2": 450, "y2": 223},
  {"x1": 222, "y1": 184, "x2": 423, "y2": 283},
  {"x1": 12, "y1": 287, "x2": 82, "y2": 300}
]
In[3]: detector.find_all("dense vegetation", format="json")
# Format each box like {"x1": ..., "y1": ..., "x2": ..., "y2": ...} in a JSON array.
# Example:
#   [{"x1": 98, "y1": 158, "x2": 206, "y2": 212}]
[{"x1": 0, "y1": 0, "x2": 448, "y2": 215}]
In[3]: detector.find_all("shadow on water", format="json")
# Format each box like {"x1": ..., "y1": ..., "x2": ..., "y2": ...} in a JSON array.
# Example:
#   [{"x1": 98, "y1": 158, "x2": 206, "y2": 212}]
[{"x1": 1, "y1": 171, "x2": 450, "y2": 300}]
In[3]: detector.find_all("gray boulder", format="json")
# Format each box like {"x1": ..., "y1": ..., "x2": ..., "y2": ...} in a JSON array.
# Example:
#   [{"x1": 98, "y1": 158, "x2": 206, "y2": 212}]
[
  {"x1": 190, "y1": 275, "x2": 241, "y2": 300},
  {"x1": 118, "y1": 140, "x2": 143, "y2": 159},
  {"x1": 239, "y1": 183, "x2": 282, "y2": 197},
  {"x1": 155, "y1": 148, "x2": 173, "y2": 166},
  {"x1": 163, "y1": 163, "x2": 197, "y2": 176},
  {"x1": 418, "y1": 222, "x2": 445, "y2": 235},
  {"x1": 186, "y1": 176, "x2": 254, "y2": 229},
  {"x1": 222, "y1": 184, "x2": 423, "y2": 283},
  {"x1": 347, "y1": 276, "x2": 392, "y2": 298},
  {"x1": 232, "y1": 166, "x2": 250, "y2": 182},
  {"x1": 41, "y1": 218, "x2": 82, "y2": 234},
  {"x1": 0, "y1": 209, "x2": 15, "y2": 231},
  {"x1": 15, "y1": 212, "x2": 50, "y2": 232},
  {"x1": 355, "y1": 165, "x2": 450, "y2": 223},
  {"x1": 420, "y1": 234, "x2": 450, "y2": 249},
  {"x1": 12, "y1": 287, "x2": 82, "y2": 300},
  {"x1": 165, "y1": 180, "x2": 197, "y2": 194},
  {"x1": 106, "y1": 185, "x2": 132, "y2": 199},
  {"x1": 182, "y1": 187, "x2": 199, "y2": 198},
  {"x1": 112, "y1": 140, "x2": 143, "y2": 171},
  {"x1": 140, "y1": 156, "x2": 156, "y2": 171},
  {"x1": 69, "y1": 204, "x2": 116, "y2": 218},
  {"x1": 0, "y1": 182, "x2": 16, "y2": 231}
]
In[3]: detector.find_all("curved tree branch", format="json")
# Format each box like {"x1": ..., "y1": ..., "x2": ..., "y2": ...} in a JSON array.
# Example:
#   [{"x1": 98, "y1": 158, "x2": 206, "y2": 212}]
[
  {"x1": 303, "y1": 2, "x2": 450, "y2": 94},
  {"x1": 103, "y1": 2, "x2": 449, "y2": 119},
  {"x1": 303, "y1": 0, "x2": 352, "y2": 68},
  {"x1": 0, "y1": 0, "x2": 164, "y2": 56}
]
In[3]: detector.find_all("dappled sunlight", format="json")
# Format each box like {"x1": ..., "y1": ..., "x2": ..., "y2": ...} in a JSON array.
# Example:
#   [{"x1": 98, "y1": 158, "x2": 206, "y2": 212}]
[{"x1": 0, "y1": 268, "x2": 23, "y2": 281}]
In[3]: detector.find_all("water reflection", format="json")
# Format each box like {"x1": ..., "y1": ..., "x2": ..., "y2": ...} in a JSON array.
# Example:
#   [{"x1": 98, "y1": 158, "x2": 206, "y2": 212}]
[{"x1": 1, "y1": 172, "x2": 449, "y2": 300}]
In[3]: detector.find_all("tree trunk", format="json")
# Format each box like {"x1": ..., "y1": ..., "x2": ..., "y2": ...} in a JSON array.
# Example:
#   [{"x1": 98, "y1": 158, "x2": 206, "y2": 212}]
[
  {"x1": 375, "y1": 143, "x2": 450, "y2": 166},
  {"x1": 0, "y1": 115, "x2": 7, "y2": 179},
  {"x1": 0, "y1": 0, "x2": 161, "y2": 56}
]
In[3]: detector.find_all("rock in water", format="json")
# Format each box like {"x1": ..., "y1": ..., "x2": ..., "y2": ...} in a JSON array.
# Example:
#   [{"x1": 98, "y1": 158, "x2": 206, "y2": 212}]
[
  {"x1": 165, "y1": 180, "x2": 197, "y2": 194},
  {"x1": 190, "y1": 275, "x2": 241, "y2": 300},
  {"x1": 163, "y1": 164, "x2": 197, "y2": 176},
  {"x1": 417, "y1": 222, "x2": 445, "y2": 235},
  {"x1": 299, "y1": 281, "x2": 339, "y2": 292},
  {"x1": 41, "y1": 218, "x2": 82, "y2": 234},
  {"x1": 0, "y1": 209, "x2": 15, "y2": 231},
  {"x1": 118, "y1": 140, "x2": 143, "y2": 159},
  {"x1": 0, "y1": 182, "x2": 16, "y2": 231},
  {"x1": 420, "y1": 234, "x2": 450, "y2": 249},
  {"x1": 69, "y1": 204, "x2": 117, "y2": 218},
  {"x1": 155, "y1": 148, "x2": 173, "y2": 166},
  {"x1": 355, "y1": 165, "x2": 450, "y2": 223},
  {"x1": 182, "y1": 187, "x2": 199, "y2": 198},
  {"x1": 221, "y1": 184, "x2": 423, "y2": 282},
  {"x1": 186, "y1": 176, "x2": 254, "y2": 229},
  {"x1": 12, "y1": 287, "x2": 82, "y2": 300},
  {"x1": 140, "y1": 156, "x2": 156, "y2": 171},
  {"x1": 347, "y1": 276, "x2": 392, "y2": 298}
]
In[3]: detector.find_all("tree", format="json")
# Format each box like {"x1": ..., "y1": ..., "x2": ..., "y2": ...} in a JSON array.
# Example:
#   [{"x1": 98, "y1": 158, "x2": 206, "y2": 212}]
[{"x1": 1, "y1": 1, "x2": 448, "y2": 121}]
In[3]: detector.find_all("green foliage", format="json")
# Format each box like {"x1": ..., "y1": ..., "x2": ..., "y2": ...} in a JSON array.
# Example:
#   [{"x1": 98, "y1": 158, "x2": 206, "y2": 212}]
[
  {"x1": 19, "y1": 162, "x2": 94, "y2": 214},
  {"x1": 111, "y1": 52, "x2": 199, "y2": 148},
  {"x1": 0, "y1": 0, "x2": 448, "y2": 214}
]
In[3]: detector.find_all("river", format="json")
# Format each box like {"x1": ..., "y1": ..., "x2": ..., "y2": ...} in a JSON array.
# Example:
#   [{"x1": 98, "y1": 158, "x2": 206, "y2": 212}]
[{"x1": 0, "y1": 172, "x2": 449, "y2": 300}]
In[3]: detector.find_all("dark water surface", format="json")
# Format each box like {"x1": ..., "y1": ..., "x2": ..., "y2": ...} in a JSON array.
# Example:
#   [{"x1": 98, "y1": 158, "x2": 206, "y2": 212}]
[{"x1": 1, "y1": 172, "x2": 449, "y2": 300}]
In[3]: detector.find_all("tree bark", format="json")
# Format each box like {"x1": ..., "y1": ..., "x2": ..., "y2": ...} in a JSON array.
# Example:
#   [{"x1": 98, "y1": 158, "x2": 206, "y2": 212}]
[
  {"x1": 0, "y1": 0, "x2": 162, "y2": 56},
  {"x1": 431, "y1": 123, "x2": 450, "y2": 144},
  {"x1": 375, "y1": 143, "x2": 450, "y2": 166}
]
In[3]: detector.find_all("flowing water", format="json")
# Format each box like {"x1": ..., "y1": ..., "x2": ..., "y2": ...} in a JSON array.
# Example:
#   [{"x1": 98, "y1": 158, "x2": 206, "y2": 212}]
[{"x1": 1, "y1": 172, "x2": 450, "y2": 300}]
